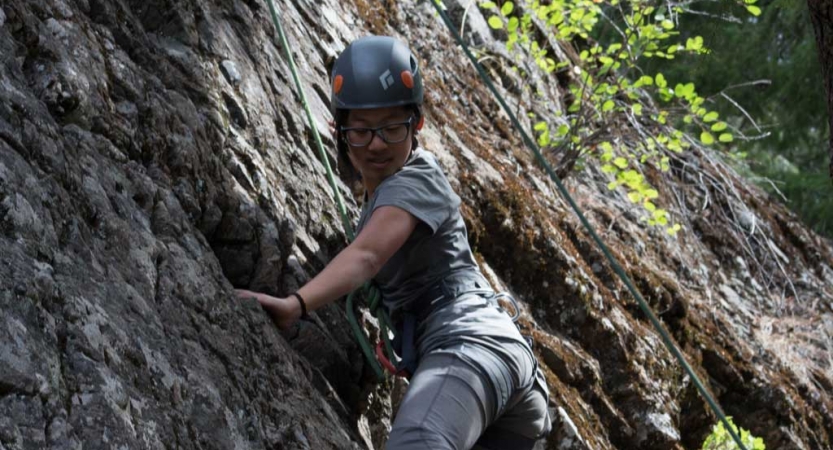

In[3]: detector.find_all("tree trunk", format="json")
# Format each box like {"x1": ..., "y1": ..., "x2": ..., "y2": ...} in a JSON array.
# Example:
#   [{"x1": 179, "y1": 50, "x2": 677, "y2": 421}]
[{"x1": 808, "y1": 0, "x2": 833, "y2": 181}]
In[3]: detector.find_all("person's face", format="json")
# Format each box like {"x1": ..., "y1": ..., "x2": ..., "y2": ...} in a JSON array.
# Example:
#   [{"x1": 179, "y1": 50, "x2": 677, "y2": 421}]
[{"x1": 342, "y1": 107, "x2": 415, "y2": 187}]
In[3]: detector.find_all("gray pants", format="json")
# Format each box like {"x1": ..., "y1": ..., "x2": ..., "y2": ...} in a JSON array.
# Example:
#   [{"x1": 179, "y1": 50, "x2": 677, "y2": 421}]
[{"x1": 386, "y1": 340, "x2": 551, "y2": 450}]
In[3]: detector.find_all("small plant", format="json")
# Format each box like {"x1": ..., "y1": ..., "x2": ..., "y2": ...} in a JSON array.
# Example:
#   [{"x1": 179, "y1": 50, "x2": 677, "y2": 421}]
[
  {"x1": 702, "y1": 417, "x2": 765, "y2": 450},
  {"x1": 477, "y1": 0, "x2": 760, "y2": 234}
]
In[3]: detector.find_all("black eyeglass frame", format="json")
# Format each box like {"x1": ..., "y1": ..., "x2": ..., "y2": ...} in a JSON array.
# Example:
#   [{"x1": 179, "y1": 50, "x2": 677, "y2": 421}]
[{"x1": 339, "y1": 116, "x2": 415, "y2": 147}]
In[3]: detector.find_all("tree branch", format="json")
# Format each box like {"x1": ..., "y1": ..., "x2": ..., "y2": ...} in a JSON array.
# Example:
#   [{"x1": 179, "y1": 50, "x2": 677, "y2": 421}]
[{"x1": 807, "y1": 0, "x2": 833, "y2": 182}]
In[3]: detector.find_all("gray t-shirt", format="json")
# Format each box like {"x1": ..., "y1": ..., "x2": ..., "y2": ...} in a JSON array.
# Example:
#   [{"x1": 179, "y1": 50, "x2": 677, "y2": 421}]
[
  {"x1": 356, "y1": 148, "x2": 525, "y2": 355},
  {"x1": 356, "y1": 148, "x2": 479, "y2": 315}
]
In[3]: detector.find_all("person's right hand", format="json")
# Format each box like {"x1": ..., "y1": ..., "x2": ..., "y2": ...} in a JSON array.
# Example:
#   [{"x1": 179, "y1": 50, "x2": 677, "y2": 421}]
[{"x1": 235, "y1": 289, "x2": 302, "y2": 330}]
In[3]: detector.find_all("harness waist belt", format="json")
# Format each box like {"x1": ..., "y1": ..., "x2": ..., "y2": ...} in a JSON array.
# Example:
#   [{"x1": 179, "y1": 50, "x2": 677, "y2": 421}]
[
  {"x1": 389, "y1": 270, "x2": 495, "y2": 376},
  {"x1": 398, "y1": 270, "x2": 494, "y2": 324}
]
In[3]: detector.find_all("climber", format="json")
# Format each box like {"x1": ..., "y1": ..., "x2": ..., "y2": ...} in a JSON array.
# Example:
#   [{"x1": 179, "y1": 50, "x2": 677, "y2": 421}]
[{"x1": 235, "y1": 35, "x2": 551, "y2": 449}]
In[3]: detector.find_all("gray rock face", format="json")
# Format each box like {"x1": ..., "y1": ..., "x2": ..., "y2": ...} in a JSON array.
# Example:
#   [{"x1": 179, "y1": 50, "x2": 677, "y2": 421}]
[
  {"x1": 1, "y1": 0, "x2": 832, "y2": 449},
  {"x1": 1, "y1": 0, "x2": 366, "y2": 448}
]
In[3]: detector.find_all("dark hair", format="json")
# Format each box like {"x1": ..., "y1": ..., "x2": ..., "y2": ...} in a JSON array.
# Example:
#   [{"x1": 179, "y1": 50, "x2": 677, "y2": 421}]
[{"x1": 335, "y1": 105, "x2": 422, "y2": 182}]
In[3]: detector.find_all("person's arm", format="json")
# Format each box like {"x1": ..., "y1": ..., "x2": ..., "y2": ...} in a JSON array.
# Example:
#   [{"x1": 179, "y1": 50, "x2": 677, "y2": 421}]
[{"x1": 235, "y1": 205, "x2": 418, "y2": 329}]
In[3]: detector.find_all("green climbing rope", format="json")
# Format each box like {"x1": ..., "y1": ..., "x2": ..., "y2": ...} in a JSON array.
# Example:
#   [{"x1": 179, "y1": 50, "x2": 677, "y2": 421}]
[
  {"x1": 264, "y1": 0, "x2": 352, "y2": 240},
  {"x1": 429, "y1": 2, "x2": 749, "y2": 449},
  {"x1": 264, "y1": 0, "x2": 387, "y2": 380}
]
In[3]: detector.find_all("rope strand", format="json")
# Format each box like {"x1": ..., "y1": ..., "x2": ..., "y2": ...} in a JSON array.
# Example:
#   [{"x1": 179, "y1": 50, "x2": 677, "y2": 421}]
[{"x1": 264, "y1": 0, "x2": 386, "y2": 380}]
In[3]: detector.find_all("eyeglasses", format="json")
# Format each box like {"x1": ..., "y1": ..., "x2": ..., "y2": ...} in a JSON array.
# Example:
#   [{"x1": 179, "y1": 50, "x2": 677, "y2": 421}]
[{"x1": 340, "y1": 116, "x2": 414, "y2": 147}]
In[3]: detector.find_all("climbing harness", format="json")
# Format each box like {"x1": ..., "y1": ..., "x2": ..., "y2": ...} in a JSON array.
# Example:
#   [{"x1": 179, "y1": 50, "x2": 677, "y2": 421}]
[
  {"x1": 495, "y1": 292, "x2": 521, "y2": 322},
  {"x1": 427, "y1": 3, "x2": 750, "y2": 449},
  {"x1": 386, "y1": 270, "x2": 520, "y2": 378}
]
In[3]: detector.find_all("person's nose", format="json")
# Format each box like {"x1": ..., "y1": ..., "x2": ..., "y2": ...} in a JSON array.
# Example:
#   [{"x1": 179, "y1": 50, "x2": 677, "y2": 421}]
[{"x1": 367, "y1": 130, "x2": 387, "y2": 152}]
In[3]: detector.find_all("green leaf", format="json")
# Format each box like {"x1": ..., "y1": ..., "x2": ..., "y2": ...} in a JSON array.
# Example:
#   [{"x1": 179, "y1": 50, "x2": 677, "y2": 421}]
[
  {"x1": 537, "y1": 130, "x2": 550, "y2": 146},
  {"x1": 702, "y1": 417, "x2": 765, "y2": 450},
  {"x1": 674, "y1": 83, "x2": 695, "y2": 98},
  {"x1": 719, "y1": 133, "x2": 734, "y2": 143},
  {"x1": 534, "y1": 121, "x2": 548, "y2": 131},
  {"x1": 685, "y1": 36, "x2": 704, "y2": 51},
  {"x1": 621, "y1": 169, "x2": 641, "y2": 184},
  {"x1": 602, "y1": 164, "x2": 618, "y2": 174},
  {"x1": 480, "y1": 1, "x2": 497, "y2": 9},
  {"x1": 557, "y1": 124, "x2": 570, "y2": 136},
  {"x1": 632, "y1": 104, "x2": 643, "y2": 116},
  {"x1": 645, "y1": 189, "x2": 659, "y2": 199},
  {"x1": 674, "y1": 84, "x2": 684, "y2": 98},
  {"x1": 711, "y1": 121, "x2": 728, "y2": 132},
  {"x1": 703, "y1": 111, "x2": 719, "y2": 122},
  {"x1": 613, "y1": 157, "x2": 628, "y2": 169},
  {"x1": 655, "y1": 73, "x2": 667, "y2": 88},
  {"x1": 602, "y1": 100, "x2": 615, "y2": 112},
  {"x1": 746, "y1": 5, "x2": 762, "y2": 16},
  {"x1": 627, "y1": 192, "x2": 643, "y2": 203},
  {"x1": 701, "y1": 131, "x2": 715, "y2": 145},
  {"x1": 680, "y1": 83, "x2": 695, "y2": 98},
  {"x1": 488, "y1": 15, "x2": 503, "y2": 29},
  {"x1": 501, "y1": 1, "x2": 514, "y2": 16}
]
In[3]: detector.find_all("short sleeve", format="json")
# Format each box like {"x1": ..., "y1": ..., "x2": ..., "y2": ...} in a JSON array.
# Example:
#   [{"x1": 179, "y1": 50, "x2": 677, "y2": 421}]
[{"x1": 371, "y1": 150, "x2": 459, "y2": 233}]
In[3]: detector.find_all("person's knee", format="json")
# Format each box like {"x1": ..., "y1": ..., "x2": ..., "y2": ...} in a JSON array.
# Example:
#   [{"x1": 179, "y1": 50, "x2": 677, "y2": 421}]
[{"x1": 386, "y1": 425, "x2": 455, "y2": 450}]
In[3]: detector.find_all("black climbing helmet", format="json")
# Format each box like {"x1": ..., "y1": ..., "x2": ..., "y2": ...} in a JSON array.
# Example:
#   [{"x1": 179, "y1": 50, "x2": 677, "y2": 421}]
[{"x1": 330, "y1": 35, "x2": 424, "y2": 114}]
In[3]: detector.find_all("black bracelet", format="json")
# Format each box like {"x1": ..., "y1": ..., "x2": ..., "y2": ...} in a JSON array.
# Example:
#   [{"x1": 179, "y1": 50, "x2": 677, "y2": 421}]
[{"x1": 290, "y1": 292, "x2": 309, "y2": 319}]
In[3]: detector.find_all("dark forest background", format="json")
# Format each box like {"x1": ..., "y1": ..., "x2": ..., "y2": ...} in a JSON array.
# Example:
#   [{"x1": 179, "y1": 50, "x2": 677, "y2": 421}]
[{"x1": 636, "y1": 0, "x2": 830, "y2": 237}]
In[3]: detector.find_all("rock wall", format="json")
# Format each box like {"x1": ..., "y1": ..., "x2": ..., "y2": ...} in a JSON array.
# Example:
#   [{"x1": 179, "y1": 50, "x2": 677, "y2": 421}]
[{"x1": 1, "y1": 0, "x2": 831, "y2": 449}]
